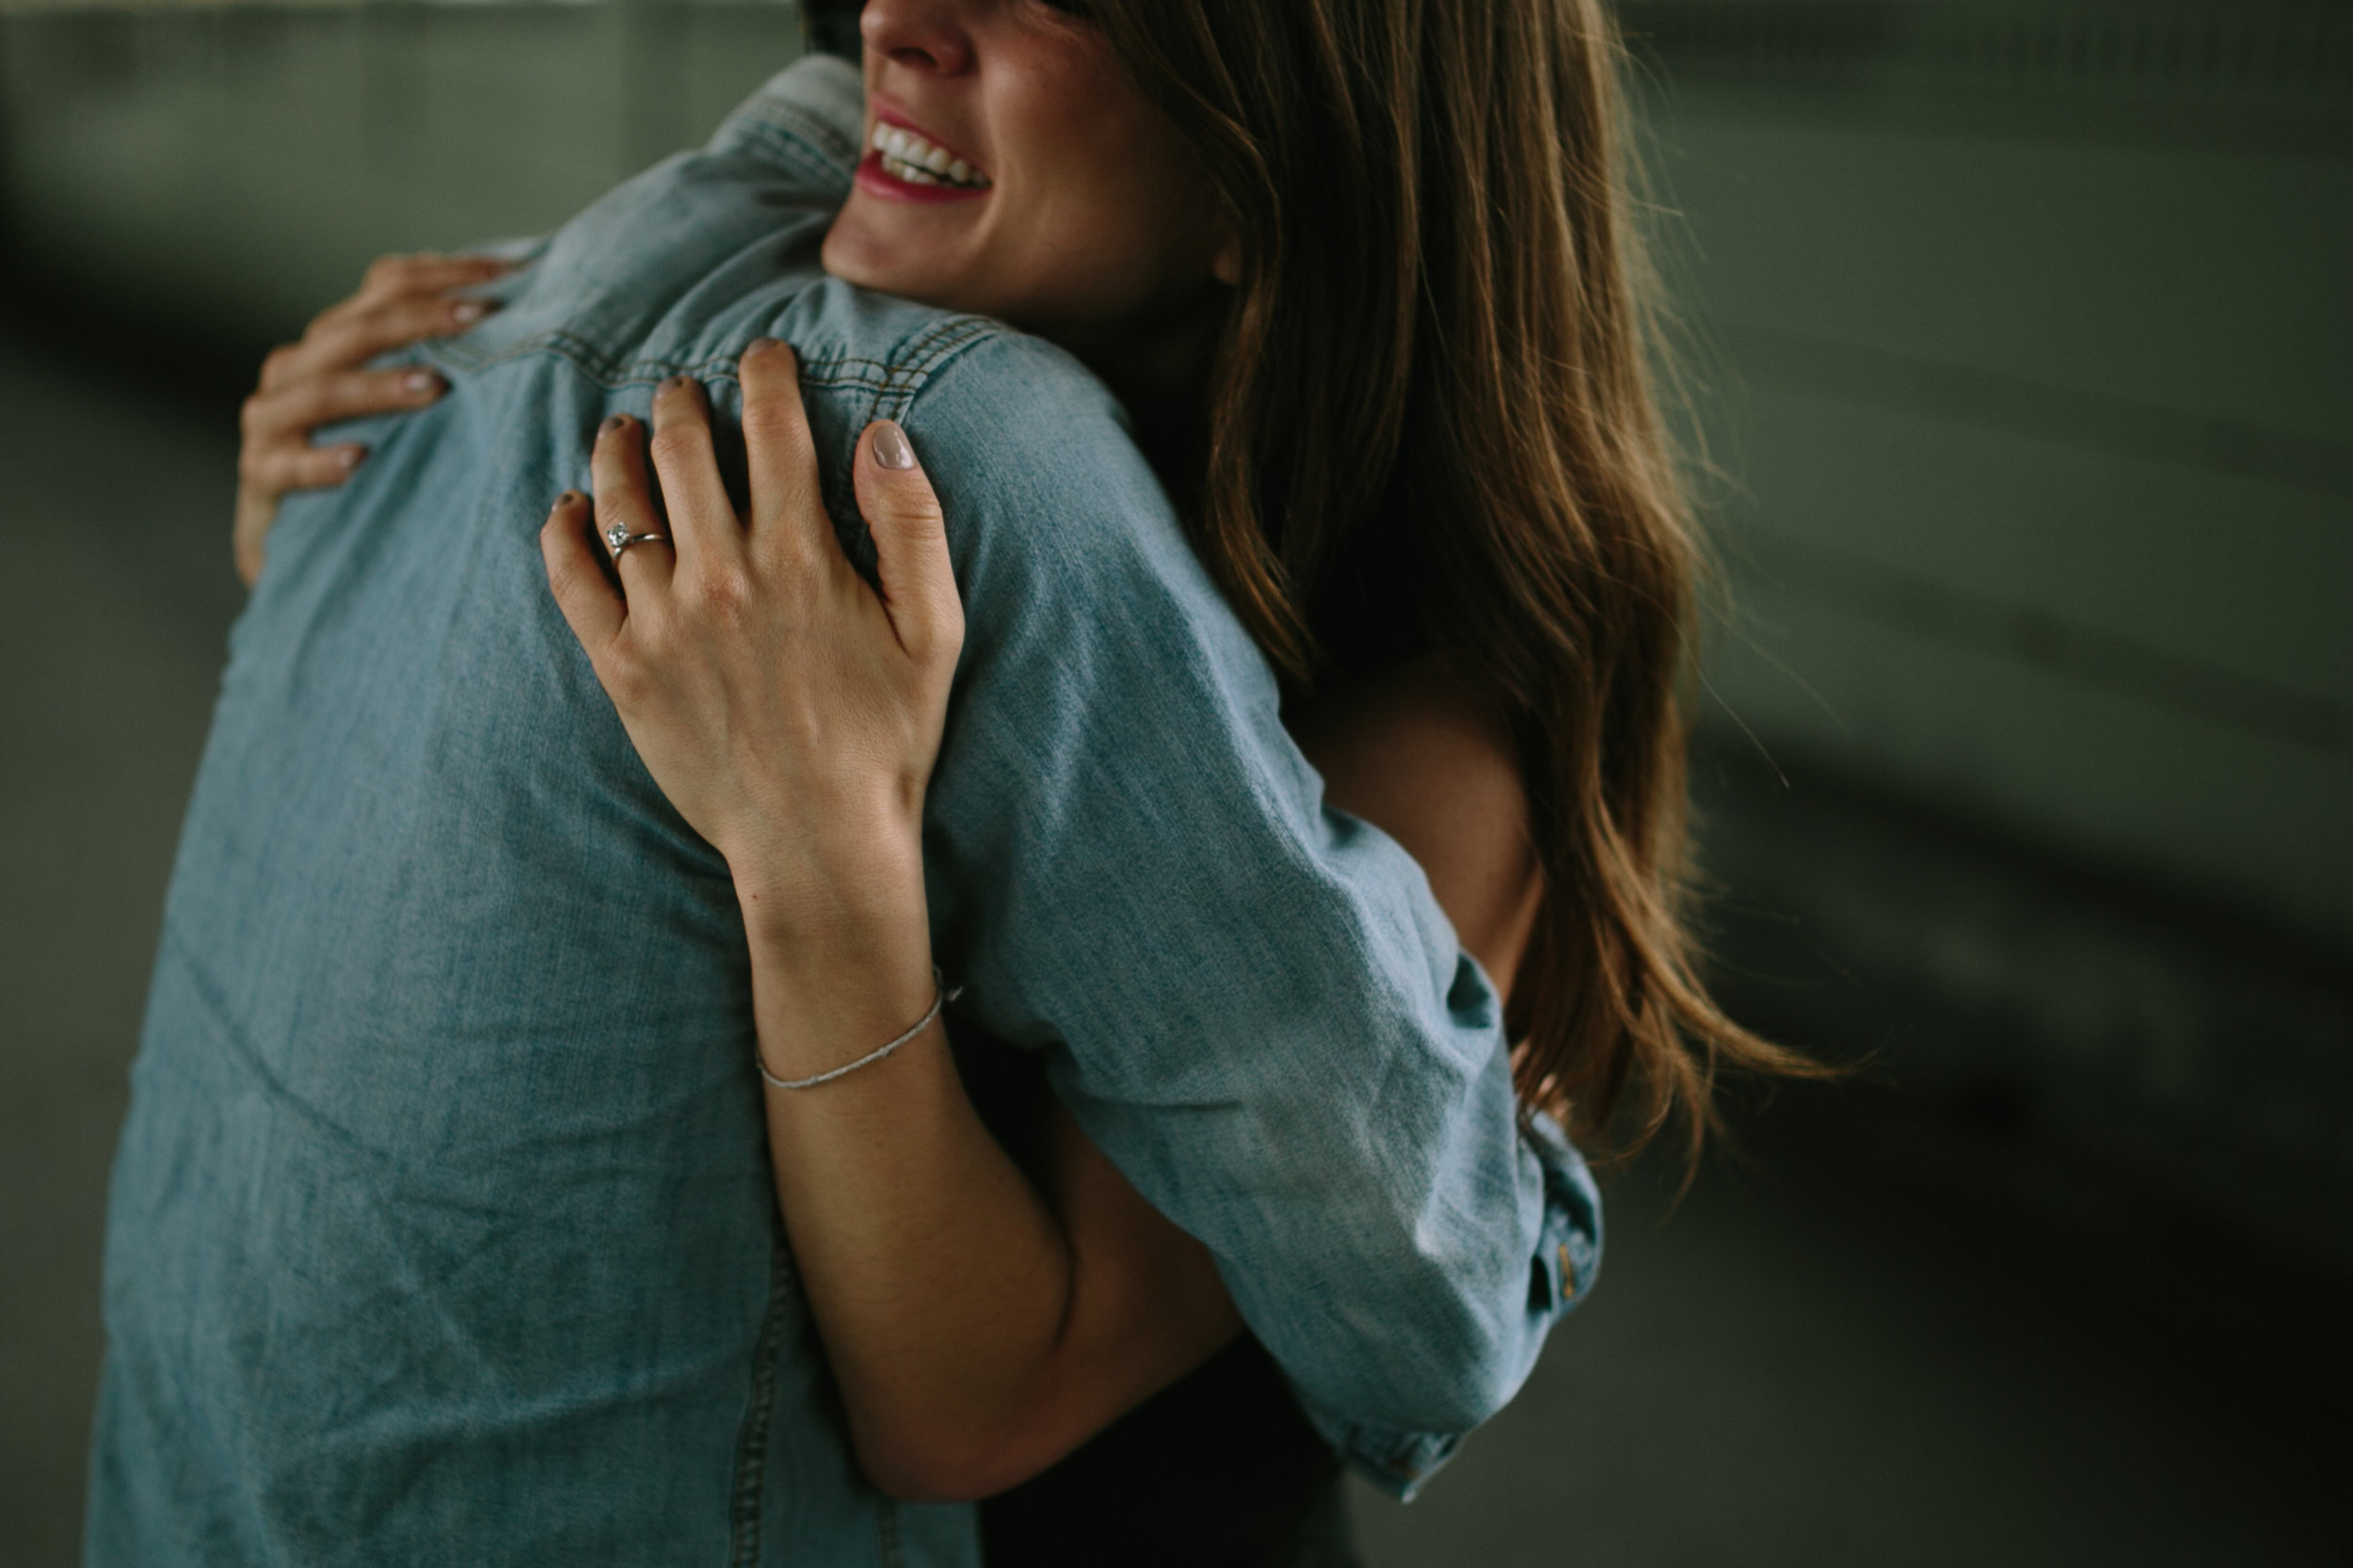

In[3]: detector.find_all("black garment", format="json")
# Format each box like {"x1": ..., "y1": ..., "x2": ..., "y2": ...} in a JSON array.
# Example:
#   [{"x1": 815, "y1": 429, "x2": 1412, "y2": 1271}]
[{"x1": 981, "y1": 1334, "x2": 1364, "y2": 1568}]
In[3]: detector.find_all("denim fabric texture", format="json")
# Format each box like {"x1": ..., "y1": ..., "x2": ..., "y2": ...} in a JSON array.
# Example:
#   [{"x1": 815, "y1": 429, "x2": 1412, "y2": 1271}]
[{"x1": 88, "y1": 56, "x2": 1600, "y2": 1566}]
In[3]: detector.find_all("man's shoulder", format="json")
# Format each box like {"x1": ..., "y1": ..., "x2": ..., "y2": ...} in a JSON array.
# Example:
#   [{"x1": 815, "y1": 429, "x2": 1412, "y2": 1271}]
[
  {"x1": 874, "y1": 325, "x2": 1194, "y2": 592},
  {"x1": 427, "y1": 57, "x2": 871, "y2": 389},
  {"x1": 734, "y1": 297, "x2": 1230, "y2": 689}
]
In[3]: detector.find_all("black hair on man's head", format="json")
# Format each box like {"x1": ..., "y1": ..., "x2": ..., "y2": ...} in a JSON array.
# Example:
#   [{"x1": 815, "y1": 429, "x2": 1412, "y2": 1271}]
[{"x1": 804, "y1": 0, "x2": 863, "y2": 62}]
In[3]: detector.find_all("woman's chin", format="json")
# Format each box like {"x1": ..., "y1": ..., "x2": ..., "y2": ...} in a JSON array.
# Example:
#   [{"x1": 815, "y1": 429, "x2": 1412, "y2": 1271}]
[{"x1": 821, "y1": 215, "x2": 976, "y2": 315}]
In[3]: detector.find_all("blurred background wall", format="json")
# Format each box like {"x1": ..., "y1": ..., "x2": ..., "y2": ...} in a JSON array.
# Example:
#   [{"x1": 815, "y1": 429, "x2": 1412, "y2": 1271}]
[
  {"x1": 1, "y1": 1, "x2": 2346, "y2": 1563},
  {"x1": 1643, "y1": 0, "x2": 2353, "y2": 1271},
  {"x1": 0, "y1": 0, "x2": 806, "y2": 338}
]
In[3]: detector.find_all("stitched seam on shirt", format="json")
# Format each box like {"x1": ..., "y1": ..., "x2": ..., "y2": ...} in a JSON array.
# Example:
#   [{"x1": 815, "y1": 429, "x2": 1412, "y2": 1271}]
[
  {"x1": 726, "y1": 1225, "x2": 796, "y2": 1566},
  {"x1": 874, "y1": 1500, "x2": 906, "y2": 1568},
  {"x1": 871, "y1": 316, "x2": 1000, "y2": 416},
  {"x1": 425, "y1": 316, "x2": 999, "y2": 405},
  {"x1": 644, "y1": 316, "x2": 1003, "y2": 464},
  {"x1": 425, "y1": 329, "x2": 774, "y2": 385},
  {"x1": 820, "y1": 317, "x2": 1000, "y2": 536},
  {"x1": 726, "y1": 107, "x2": 857, "y2": 189}
]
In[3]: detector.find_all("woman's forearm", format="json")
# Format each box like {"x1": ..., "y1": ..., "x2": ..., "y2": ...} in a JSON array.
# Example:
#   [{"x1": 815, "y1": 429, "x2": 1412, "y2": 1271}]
[
  {"x1": 743, "y1": 882, "x2": 1234, "y2": 1501},
  {"x1": 742, "y1": 867, "x2": 1061, "y2": 1498},
  {"x1": 544, "y1": 360, "x2": 1239, "y2": 1499}
]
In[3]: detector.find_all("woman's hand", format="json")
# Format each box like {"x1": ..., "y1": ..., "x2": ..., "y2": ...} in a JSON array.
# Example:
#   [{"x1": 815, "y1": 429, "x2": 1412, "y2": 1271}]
[
  {"x1": 234, "y1": 251, "x2": 508, "y2": 585},
  {"x1": 543, "y1": 340, "x2": 1238, "y2": 1501},
  {"x1": 541, "y1": 340, "x2": 964, "y2": 963}
]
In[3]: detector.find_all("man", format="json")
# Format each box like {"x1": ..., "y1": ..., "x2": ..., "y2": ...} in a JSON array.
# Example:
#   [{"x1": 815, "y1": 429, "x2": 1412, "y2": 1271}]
[{"x1": 88, "y1": 54, "x2": 1596, "y2": 1565}]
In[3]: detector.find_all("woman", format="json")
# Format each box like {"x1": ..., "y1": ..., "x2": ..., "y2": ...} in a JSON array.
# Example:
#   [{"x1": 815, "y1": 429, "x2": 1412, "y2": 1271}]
[{"x1": 233, "y1": 0, "x2": 1808, "y2": 1558}]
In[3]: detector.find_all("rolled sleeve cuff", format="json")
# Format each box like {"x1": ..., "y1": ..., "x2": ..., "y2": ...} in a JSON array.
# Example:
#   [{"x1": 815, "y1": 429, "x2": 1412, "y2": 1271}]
[
  {"x1": 1305, "y1": 1108, "x2": 1604, "y2": 1501},
  {"x1": 1527, "y1": 1106, "x2": 1604, "y2": 1319},
  {"x1": 1307, "y1": 1409, "x2": 1464, "y2": 1503}
]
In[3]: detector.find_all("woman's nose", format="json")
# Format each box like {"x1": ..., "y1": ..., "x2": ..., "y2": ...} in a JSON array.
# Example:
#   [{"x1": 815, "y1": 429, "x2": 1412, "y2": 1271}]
[{"x1": 860, "y1": 0, "x2": 976, "y2": 78}]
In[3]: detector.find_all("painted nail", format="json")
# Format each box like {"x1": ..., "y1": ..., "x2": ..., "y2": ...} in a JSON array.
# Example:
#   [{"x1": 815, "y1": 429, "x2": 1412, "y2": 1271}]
[
  {"x1": 402, "y1": 371, "x2": 441, "y2": 396},
  {"x1": 871, "y1": 421, "x2": 916, "y2": 471}
]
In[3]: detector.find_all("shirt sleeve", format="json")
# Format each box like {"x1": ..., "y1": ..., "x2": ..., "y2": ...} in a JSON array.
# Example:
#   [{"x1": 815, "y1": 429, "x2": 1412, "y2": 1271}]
[{"x1": 902, "y1": 333, "x2": 1604, "y2": 1496}]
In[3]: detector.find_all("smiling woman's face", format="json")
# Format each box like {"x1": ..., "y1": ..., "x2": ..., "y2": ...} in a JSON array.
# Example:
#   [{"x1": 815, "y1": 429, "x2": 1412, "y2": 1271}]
[{"x1": 820, "y1": 0, "x2": 1231, "y2": 341}]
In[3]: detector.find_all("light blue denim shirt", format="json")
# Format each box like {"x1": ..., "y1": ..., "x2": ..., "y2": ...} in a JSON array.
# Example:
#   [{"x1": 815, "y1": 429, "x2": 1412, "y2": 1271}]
[{"x1": 88, "y1": 56, "x2": 1599, "y2": 1567}]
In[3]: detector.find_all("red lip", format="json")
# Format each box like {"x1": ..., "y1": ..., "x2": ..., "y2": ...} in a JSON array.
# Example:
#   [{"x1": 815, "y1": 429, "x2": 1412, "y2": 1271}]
[{"x1": 857, "y1": 104, "x2": 990, "y2": 204}]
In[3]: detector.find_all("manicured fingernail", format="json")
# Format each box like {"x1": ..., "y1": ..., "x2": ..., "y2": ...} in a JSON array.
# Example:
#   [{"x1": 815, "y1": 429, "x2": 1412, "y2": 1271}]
[
  {"x1": 871, "y1": 421, "x2": 915, "y2": 471},
  {"x1": 403, "y1": 371, "x2": 442, "y2": 396},
  {"x1": 451, "y1": 300, "x2": 488, "y2": 325},
  {"x1": 600, "y1": 414, "x2": 629, "y2": 435}
]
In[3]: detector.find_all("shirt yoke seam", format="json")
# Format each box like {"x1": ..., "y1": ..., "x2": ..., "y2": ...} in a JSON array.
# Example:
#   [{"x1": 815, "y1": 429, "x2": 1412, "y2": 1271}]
[
  {"x1": 724, "y1": 107, "x2": 859, "y2": 190},
  {"x1": 423, "y1": 314, "x2": 1000, "y2": 406}
]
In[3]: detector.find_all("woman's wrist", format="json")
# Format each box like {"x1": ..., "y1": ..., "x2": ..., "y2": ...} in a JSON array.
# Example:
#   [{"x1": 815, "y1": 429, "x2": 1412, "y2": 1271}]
[
  {"x1": 733, "y1": 836, "x2": 941, "y2": 1081},
  {"x1": 734, "y1": 861, "x2": 930, "y2": 965},
  {"x1": 748, "y1": 936, "x2": 943, "y2": 1087},
  {"x1": 725, "y1": 794, "x2": 928, "y2": 938}
]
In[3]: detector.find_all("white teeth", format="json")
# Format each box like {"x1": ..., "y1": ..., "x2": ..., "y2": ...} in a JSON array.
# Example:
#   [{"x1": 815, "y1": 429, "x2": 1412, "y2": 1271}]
[{"x1": 868, "y1": 121, "x2": 989, "y2": 188}]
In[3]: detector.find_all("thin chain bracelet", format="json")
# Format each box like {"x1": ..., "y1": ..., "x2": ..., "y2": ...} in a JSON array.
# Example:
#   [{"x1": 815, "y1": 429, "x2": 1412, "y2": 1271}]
[{"x1": 756, "y1": 967, "x2": 961, "y2": 1091}]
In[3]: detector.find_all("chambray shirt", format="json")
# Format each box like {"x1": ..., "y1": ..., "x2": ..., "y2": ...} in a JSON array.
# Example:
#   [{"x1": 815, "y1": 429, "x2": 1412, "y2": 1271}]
[{"x1": 88, "y1": 56, "x2": 1599, "y2": 1567}]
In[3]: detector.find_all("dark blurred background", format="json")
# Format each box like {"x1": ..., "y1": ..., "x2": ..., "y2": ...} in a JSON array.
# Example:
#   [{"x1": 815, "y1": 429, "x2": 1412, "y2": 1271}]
[{"x1": 2, "y1": 2, "x2": 2346, "y2": 1563}]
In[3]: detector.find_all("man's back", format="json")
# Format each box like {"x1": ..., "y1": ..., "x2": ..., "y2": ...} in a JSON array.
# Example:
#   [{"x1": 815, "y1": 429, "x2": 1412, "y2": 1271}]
[
  {"x1": 91, "y1": 56, "x2": 1597, "y2": 1568},
  {"x1": 90, "y1": 59, "x2": 991, "y2": 1568}
]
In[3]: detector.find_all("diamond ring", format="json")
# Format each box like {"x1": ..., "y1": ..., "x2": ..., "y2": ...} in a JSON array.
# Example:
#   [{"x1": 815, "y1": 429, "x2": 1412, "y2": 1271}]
[{"x1": 604, "y1": 522, "x2": 670, "y2": 559}]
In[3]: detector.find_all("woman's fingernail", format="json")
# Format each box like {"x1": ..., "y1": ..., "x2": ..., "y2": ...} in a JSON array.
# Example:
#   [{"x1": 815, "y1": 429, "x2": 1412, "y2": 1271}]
[
  {"x1": 339, "y1": 446, "x2": 366, "y2": 470},
  {"x1": 600, "y1": 414, "x2": 629, "y2": 436},
  {"x1": 872, "y1": 421, "x2": 916, "y2": 471},
  {"x1": 660, "y1": 374, "x2": 692, "y2": 393},
  {"x1": 403, "y1": 371, "x2": 442, "y2": 396},
  {"x1": 451, "y1": 300, "x2": 488, "y2": 325},
  {"x1": 552, "y1": 490, "x2": 581, "y2": 510}
]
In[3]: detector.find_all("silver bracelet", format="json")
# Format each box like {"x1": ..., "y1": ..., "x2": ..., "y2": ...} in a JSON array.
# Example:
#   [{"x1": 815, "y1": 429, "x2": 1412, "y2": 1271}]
[{"x1": 756, "y1": 967, "x2": 959, "y2": 1091}]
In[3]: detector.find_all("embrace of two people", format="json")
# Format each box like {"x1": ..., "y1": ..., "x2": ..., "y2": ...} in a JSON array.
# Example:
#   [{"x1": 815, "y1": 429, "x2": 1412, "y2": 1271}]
[{"x1": 90, "y1": 2, "x2": 1806, "y2": 1563}]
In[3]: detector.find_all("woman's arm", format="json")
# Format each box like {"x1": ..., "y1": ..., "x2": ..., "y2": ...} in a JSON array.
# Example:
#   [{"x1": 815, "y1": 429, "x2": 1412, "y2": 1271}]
[
  {"x1": 1289, "y1": 661, "x2": 1544, "y2": 1001},
  {"x1": 544, "y1": 344, "x2": 1239, "y2": 1499},
  {"x1": 540, "y1": 343, "x2": 1543, "y2": 1500},
  {"x1": 232, "y1": 251, "x2": 506, "y2": 584}
]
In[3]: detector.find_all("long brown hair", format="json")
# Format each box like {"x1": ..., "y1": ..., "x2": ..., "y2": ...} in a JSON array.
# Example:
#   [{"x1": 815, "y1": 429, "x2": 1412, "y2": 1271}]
[{"x1": 1091, "y1": 0, "x2": 1817, "y2": 1163}]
